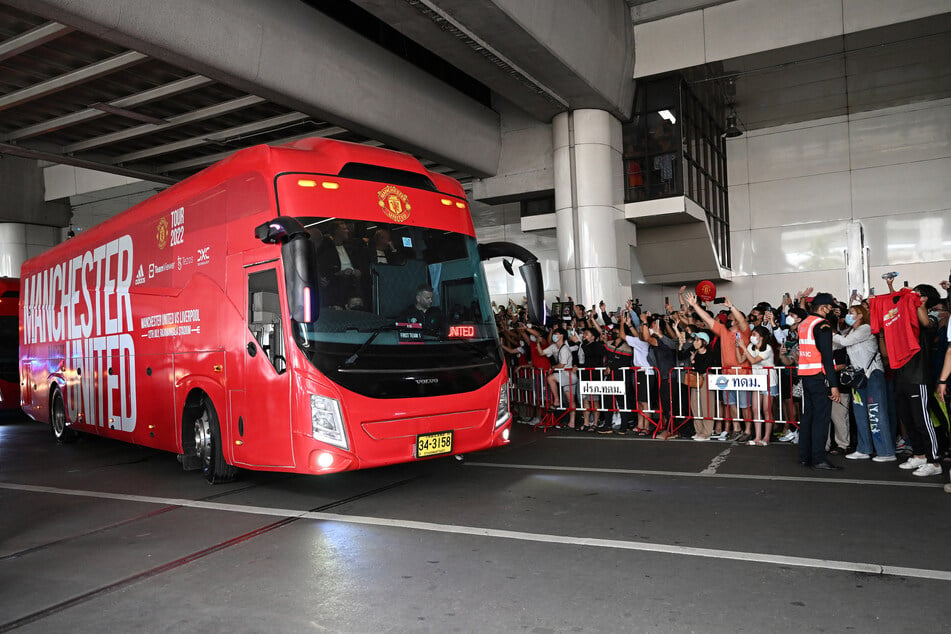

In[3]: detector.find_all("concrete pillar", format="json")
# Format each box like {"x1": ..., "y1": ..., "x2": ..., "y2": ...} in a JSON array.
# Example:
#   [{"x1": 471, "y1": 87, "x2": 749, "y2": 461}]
[
  {"x1": 0, "y1": 223, "x2": 60, "y2": 277},
  {"x1": 552, "y1": 109, "x2": 634, "y2": 310}
]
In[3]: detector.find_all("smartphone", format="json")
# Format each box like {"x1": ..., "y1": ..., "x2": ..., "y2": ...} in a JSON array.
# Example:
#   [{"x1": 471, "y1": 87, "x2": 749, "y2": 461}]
[
  {"x1": 882, "y1": 272, "x2": 898, "y2": 280},
  {"x1": 903, "y1": 280, "x2": 909, "y2": 287},
  {"x1": 665, "y1": 296, "x2": 669, "y2": 305},
  {"x1": 713, "y1": 297, "x2": 726, "y2": 304}
]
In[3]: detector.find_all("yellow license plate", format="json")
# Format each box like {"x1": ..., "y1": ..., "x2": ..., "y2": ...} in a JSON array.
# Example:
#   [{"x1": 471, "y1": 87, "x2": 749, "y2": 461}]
[{"x1": 416, "y1": 431, "x2": 453, "y2": 458}]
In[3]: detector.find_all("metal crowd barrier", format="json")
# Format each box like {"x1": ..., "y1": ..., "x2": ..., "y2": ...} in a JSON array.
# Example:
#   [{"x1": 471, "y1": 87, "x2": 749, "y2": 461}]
[
  {"x1": 511, "y1": 364, "x2": 801, "y2": 437},
  {"x1": 509, "y1": 365, "x2": 664, "y2": 435},
  {"x1": 668, "y1": 366, "x2": 800, "y2": 428}
]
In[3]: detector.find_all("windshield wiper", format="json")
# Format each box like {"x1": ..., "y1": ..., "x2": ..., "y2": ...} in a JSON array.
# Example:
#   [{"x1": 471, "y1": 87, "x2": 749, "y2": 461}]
[
  {"x1": 441, "y1": 331, "x2": 495, "y2": 362},
  {"x1": 343, "y1": 323, "x2": 401, "y2": 366}
]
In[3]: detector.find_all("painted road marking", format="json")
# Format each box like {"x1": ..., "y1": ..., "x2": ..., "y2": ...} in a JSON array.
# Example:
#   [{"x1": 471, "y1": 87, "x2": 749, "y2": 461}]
[{"x1": 1, "y1": 481, "x2": 949, "y2": 582}]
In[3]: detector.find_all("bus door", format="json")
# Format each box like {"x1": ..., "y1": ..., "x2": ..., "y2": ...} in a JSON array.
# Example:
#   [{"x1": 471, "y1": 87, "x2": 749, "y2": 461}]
[{"x1": 229, "y1": 265, "x2": 295, "y2": 467}]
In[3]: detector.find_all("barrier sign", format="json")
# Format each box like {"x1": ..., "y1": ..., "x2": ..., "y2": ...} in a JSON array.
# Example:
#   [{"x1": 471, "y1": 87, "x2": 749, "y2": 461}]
[
  {"x1": 579, "y1": 380, "x2": 626, "y2": 396},
  {"x1": 709, "y1": 374, "x2": 768, "y2": 392}
]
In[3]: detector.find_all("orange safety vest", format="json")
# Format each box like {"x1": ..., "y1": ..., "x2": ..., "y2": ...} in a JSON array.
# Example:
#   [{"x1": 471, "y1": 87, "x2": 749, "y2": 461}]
[{"x1": 797, "y1": 315, "x2": 826, "y2": 376}]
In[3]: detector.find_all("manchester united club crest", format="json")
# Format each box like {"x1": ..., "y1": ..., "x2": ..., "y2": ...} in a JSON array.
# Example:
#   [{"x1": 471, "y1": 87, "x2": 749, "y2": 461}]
[
  {"x1": 378, "y1": 185, "x2": 411, "y2": 222},
  {"x1": 156, "y1": 217, "x2": 169, "y2": 250},
  {"x1": 695, "y1": 280, "x2": 716, "y2": 303}
]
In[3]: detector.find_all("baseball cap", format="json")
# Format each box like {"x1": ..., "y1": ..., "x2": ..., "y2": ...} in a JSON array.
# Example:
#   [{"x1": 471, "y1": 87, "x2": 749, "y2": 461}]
[
  {"x1": 694, "y1": 332, "x2": 710, "y2": 344},
  {"x1": 812, "y1": 292, "x2": 835, "y2": 308}
]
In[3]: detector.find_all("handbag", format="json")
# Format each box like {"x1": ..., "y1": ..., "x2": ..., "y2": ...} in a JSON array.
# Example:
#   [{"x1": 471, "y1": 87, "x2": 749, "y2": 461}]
[
  {"x1": 683, "y1": 369, "x2": 705, "y2": 389},
  {"x1": 838, "y1": 353, "x2": 879, "y2": 390}
]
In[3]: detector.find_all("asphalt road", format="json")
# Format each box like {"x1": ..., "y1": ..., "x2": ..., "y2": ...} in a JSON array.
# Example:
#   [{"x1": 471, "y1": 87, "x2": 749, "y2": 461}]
[{"x1": 1, "y1": 412, "x2": 949, "y2": 633}]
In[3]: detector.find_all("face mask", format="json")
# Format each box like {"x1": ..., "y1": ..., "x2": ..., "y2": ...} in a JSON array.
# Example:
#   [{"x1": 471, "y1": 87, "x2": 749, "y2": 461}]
[
  {"x1": 529, "y1": 335, "x2": 537, "y2": 342},
  {"x1": 552, "y1": 334, "x2": 560, "y2": 343},
  {"x1": 785, "y1": 315, "x2": 796, "y2": 327},
  {"x1": 844, "y1": 314, "x2": 856, "y2": 326},
  {"x1": 750, "y1": 336, "x2": 760, "y2": 345}
]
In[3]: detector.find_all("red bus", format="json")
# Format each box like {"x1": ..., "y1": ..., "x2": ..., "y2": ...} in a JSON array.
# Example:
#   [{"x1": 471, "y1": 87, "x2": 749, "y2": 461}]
[
  {"x1": 0, "y1": 277, "x2": 19, "y2": 413},
  {"x1": 19, "y1": 138, "x2": 543, "y2": 481}
]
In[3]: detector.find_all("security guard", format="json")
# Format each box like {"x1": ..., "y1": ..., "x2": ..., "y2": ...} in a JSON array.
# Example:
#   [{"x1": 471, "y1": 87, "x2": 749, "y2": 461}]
[{"x1": 797, "y1": 292, "x2": 842, "y2": 470}]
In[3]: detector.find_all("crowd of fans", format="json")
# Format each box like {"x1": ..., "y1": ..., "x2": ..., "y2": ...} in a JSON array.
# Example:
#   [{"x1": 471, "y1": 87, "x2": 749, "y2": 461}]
[{"x1": 496, "y1": 275, "x2": 951, "y2": 488}]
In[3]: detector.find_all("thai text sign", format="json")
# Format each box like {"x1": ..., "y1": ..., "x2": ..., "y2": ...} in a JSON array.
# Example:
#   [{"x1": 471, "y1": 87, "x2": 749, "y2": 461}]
[
  {"x1": 580, "y1": 380, "x2": 626, "y2": 396},
  {"x1": 708, "y1": 374, "x2": 768, "y2": 392}
]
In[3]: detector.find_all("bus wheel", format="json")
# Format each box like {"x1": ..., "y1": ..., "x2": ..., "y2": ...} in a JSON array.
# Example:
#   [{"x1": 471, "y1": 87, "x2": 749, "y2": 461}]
[
  {"x1": 50, "y1": 388, "x2": 76, "y2": 443},
  {"x1": 194, "y1": 398, "x2": 238, "y2": 484}
]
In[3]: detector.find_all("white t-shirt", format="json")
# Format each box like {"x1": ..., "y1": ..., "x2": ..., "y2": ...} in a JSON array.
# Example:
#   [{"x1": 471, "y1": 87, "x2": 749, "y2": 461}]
[
  {"x1": 541, "y1": 343, "x2": 573, "y2": 368},
  {"x1": 624, "y1": 335, "x2": 653, "y2": 375},
  {"x1": 746, "y1": 343, "x2": 778, "y2": 385}
]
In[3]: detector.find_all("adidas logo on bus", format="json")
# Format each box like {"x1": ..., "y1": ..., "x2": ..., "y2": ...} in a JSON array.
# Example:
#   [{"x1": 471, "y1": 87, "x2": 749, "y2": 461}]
[{"x1": 135, "y1": 265, "x2": 146, "y2": 286}]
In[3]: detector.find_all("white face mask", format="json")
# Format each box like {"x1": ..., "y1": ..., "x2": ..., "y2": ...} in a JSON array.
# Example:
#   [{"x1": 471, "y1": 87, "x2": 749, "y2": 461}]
[
  {"x1": 552, "y1": 334, "x2": 560, "y2": 343},
  {"x1": 786, "y1": 315, "x2": 797, "y2": 327},
  {"x1": 750, "y1": 336, "x2": 760, "y2": 345}
]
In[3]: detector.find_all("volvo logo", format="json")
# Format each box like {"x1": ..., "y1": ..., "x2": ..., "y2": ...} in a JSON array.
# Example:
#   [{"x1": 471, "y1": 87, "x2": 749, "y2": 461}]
[{"x1": 414, "y1": 378, "x2": 439, "y2": 385}]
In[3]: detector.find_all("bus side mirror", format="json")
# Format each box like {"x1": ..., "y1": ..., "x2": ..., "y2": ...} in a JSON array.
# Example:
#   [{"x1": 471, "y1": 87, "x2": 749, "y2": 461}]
[
  {"x1": 282, "y1": 235, "x2": 319, "y2": 323},
  {"x1": 518, "y1": 260, "x2": 544, "y2": 326},
  {"x1": 477, "y1": 241, "x2": 545, "y2": 326}
]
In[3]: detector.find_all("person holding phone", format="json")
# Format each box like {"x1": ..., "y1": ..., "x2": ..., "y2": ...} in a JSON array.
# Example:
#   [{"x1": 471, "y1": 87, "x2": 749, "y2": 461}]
[{"x1": 682, "y1": 291, "x2": 752, "y2": 442}]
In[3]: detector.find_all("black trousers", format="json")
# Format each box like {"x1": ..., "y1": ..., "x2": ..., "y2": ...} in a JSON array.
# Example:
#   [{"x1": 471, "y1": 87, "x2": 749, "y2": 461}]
[
  {"x1": 799, "y1": 375, "x2": 832, "y2": 465},
  {"x1": 895, "y1": 382, "x2": 939, "y2": 461}
]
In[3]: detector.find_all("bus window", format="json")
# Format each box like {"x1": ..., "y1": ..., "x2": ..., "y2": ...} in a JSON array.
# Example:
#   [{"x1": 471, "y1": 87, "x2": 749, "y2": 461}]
[{"x1": 248, "y1": 269, "x2": 286, "y2": 374}]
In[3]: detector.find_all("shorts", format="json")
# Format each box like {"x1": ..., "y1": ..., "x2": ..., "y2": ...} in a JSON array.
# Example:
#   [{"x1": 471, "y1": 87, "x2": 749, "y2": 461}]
[
  {"x1": 720, "y1": 388, "x2": 752, "y2": 408},
  {"x1": 554, "y1": 369, "x2": 574, "y2": 392},
  {"x1": 635, "y1": 371, "x2": 659, "y2": 409}
]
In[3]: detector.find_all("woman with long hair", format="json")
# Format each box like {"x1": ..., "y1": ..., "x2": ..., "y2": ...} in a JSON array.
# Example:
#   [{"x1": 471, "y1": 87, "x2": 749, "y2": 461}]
[
  {"x1": 738, "y1": 325, "x2": 778, "y2": 445},
  {"x1": 834, "y1": 304, "x2": 896, "y2": 461}
]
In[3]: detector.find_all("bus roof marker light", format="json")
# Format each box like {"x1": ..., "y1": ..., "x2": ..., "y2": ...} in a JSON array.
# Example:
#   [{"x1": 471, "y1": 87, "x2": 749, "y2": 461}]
[
  {"x1": 297, "y1": 179, "x2": 317, "y2": 187},
  {"x1": 455, "y1": 202, "x2": 466, "y2": 209},
  {"x1": 440, "y1": 198, "x2": 453, "y2": 206},
  {"x1": 321, "y1": 181, "x2": 339, "y2": 190}
]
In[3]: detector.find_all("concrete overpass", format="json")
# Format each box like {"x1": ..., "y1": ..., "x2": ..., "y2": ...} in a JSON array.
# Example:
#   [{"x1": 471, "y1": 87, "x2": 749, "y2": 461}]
[{"x1": 1, "y1": 0, "x2": 950, "y2": 308}]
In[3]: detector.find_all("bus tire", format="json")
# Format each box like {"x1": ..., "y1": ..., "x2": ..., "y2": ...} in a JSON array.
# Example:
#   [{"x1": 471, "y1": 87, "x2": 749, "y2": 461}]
[
  {"x1": 194, "y1": 397, "x2": 238, "y2": 484},
  {"x1": 50, "y1": 388, "x2": 76, "y2": 443}
]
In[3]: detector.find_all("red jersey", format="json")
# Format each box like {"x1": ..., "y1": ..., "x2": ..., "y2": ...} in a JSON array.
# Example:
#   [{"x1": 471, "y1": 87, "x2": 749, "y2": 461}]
[{"x1": 869, "y1": 288, "x2": 921, "y2": 369}]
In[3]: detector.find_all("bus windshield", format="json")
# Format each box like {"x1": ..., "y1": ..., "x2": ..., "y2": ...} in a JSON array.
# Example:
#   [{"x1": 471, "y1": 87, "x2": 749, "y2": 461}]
[{"x1": 287, "y1": 216, "x2": 502, "y2": 398}]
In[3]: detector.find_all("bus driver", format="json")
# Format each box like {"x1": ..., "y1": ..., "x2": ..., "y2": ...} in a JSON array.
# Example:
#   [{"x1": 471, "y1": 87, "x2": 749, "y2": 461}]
[{"x1": 403, "y1": 284, "x2": 443, "y2": 331}]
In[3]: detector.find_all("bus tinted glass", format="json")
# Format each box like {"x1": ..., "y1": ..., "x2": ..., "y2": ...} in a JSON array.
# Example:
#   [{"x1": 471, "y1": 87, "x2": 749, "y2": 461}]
[{"x1": 288, "y1": 216, "x2": 502, "y2": 398}]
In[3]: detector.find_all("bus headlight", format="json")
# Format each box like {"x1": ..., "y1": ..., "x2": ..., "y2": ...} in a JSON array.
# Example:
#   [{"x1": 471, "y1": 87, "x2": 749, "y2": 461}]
[
  {"x1": 495, "y1": 387, "x2": 511, "y2": 428},
  {"x1": 310, "y1": 394, "x2": 349, "y2": 450}
]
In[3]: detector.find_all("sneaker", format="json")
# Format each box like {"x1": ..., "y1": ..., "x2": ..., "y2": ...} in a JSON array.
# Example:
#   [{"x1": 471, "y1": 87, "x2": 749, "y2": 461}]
[
  {"x1": 895, "y1": 438, "x2": 908, "y2": 451},
  {"x1": 845, "y1": 451, "x2": 870, "y2": 460},
  {"x1": 717, "y1": 431, "x2": 728, "y2": 441},
  {"x1": 912, "y1": 462, "x2": 942, "y2": 477},
  {"x1": 779, "y1": 431, "x2": 799, "y2": 443},
  {"x1": 899, "y1": 456, "x2": 927, "y2": 470},
  {"x1": 777, "y1": 431, "x2": 794, "y2": 442},
  {"x1": 944, "y1": 483, "x2": 951, "y2": 494},
  {"x1": 872, "y1": 455, "x2": 897, "y2": 463},
  {"x1": 693, "y1": 435, "x2": 711, "y2": 441}
]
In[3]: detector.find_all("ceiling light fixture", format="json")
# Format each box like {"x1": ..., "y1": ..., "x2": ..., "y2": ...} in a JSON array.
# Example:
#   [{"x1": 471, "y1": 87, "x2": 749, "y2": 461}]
[{"x1": 724, "y1": 105, "x2": 742, "y2": 138}]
